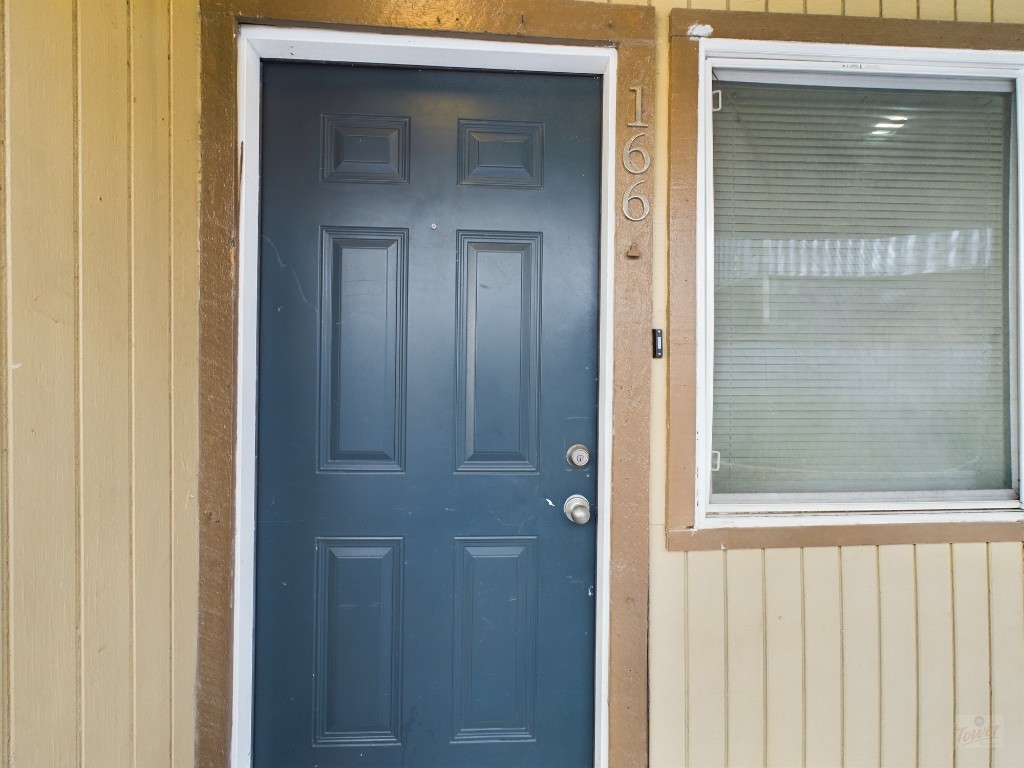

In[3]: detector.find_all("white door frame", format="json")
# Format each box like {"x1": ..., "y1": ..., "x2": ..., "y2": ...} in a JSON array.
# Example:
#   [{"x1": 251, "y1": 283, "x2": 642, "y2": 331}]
[{"x1": 233, "y1": 25, "x2": 618, "y2": 768}]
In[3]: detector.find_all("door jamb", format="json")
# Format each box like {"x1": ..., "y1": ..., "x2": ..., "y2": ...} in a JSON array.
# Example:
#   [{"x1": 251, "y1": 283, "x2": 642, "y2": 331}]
[{"x1": 233, "y1": 26, "x2": 618, "y2": 768}]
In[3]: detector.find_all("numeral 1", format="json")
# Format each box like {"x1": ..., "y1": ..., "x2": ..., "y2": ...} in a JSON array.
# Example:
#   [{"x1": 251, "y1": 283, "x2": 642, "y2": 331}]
[{"x1": 628, "y1": 86, "x2": 649, "y2": 128}]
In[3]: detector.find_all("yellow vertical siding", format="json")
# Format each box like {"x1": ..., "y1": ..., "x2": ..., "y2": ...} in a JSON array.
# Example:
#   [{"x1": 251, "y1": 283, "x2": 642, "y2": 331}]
[
  {"x1": 79, "y1": 1, "x2": 133, "y2": 766},
  {"x1": 920, "y1": 0, "x2": 958, "y2": 20},
  {"x1": 769, "y1": 0, "x2": 805, "y2": 13},
  {"x1": 1, "y1": 1, "x2": 199, "y2": 765},
  {"x1": 846, "y1": 0, "x2": 883, "y2": 16},
  {"x1": 130, "y1": 3, "x2": 174, "y2": 764},
  {"x1": 169, "y1": 1, "x2": 201, "y2": 762},
  {"x1": 807, "y1": 0, "x2": 844, "y2": 14},
  {"x1": 5, "y1": 1, "x2": 80, "y2": 766},
  {"x1": 957, "y1": 0, "x2": 993, "y2": 21},
  {"x1": 993, "y1": 0, "x2": 1024, "y2": 22},
  {"x1": 882, "y1": 0, "x2": 919, "y2": 18}
]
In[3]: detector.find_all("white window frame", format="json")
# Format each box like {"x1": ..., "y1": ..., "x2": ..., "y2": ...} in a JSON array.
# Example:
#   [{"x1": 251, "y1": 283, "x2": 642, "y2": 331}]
[
  {"x1": 233, "y1": 25, "x2": 618, "y2": 768},
  {"x1": 694, "y1": 38, "x2": 1024, "y2": 531}
]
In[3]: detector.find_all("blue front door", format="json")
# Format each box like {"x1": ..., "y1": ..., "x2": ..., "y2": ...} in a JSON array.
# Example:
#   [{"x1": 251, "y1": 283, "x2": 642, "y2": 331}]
[{"x1": 253, "y1": 62, "x2": 602, "y2": 767}]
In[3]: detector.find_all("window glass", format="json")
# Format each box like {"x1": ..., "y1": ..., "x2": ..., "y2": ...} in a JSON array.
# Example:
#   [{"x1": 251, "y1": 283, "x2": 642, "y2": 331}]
[{"x1": 710, "y1": 78, "x2": 1014, "y2": 501}]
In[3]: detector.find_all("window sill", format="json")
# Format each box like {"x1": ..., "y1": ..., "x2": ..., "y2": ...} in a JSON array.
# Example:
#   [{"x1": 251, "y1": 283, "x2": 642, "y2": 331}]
[{"x1": 666, "y1": 511, "x2": 1024, "y2": 551}]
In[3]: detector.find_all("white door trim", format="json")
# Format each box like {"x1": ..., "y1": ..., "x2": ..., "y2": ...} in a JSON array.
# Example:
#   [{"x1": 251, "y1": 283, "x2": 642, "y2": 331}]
[{"x1": 233, "y1": 25, "x2": 618, "y2": 768}]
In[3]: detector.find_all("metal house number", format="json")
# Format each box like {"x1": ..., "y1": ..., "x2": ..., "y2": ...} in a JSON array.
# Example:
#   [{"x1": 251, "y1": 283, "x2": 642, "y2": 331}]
[{"x1": 622, "y1": 86, "x2": 651, "y2": 222}]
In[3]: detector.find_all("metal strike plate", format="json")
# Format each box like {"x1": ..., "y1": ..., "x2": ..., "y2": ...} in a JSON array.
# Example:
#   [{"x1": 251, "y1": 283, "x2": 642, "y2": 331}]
[{"x1": 566, "y1": 444, "x2": 591, "y2": 468}]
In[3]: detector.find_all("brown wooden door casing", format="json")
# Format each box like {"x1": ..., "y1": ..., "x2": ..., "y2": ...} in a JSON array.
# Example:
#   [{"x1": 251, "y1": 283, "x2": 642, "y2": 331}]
[{"x1": 197, "y1": 2, "x2": 656, "y2": 766}]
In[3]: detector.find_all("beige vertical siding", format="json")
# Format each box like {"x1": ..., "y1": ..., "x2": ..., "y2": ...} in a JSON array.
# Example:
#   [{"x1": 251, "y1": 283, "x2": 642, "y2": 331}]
[
  {"x1": 990, "y1": 542, "x2": 1024, "y2": 766},
  {"x1": 725, "y1": 550, "x2": 765, "y2": 766},
  {"x1": 0, "y1": 1, "x2": 200, "y2": 766},
  {"x1": 666, "y1": 546, "x2": 947, "y2": 768},
  {"x1": 169, "y1": 3, "x2": 201, "y2": 763},
  {"x1": 651, "y1": 543, "x2": 1024, "y2": 766},
  {"x1": 803, "y1": 547, "x2": 843, "y2": 767},
  {"x1": 5, "y1": 1, "x2": 79, "y2": 764},
  {"x1": 80, "y1": 1, "x2": 132, "y2": 765},
  {"x1": 879, "y1": 545, "x2": 917, "y2": 766},
  {"x1": 643, "y1": 252, "x2": 1024, "y2": 768},
  {"x1": 641, "y1": 0, "x2": 1024, "y2": 766},
  {"x1": 765, "y1": 549, "x2": 804, "y2": 765}
]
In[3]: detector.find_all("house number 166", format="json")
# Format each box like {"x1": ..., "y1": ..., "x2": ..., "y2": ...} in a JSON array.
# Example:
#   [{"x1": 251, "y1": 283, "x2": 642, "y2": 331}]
[{"x1": 622, "y1": 86, "x2": 651, "y2": 222}]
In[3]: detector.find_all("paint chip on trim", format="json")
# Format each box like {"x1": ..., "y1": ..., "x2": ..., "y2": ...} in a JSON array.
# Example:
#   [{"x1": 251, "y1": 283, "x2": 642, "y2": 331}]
[{"x1": 687, "y1": 23, "x2": 713, "y2": 39}]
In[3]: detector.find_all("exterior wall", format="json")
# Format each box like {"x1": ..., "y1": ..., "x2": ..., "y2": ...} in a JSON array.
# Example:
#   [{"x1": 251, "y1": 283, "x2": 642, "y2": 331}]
[
  {"x1": 0, "y1": 1, "x2": 200, "y2": 766},
  {"x1": 0, "y1": 1, "x2": 1020, "y2": 768},
  {"x1": 647, "y1": 2, "x2": 1024, "y2": 767}
]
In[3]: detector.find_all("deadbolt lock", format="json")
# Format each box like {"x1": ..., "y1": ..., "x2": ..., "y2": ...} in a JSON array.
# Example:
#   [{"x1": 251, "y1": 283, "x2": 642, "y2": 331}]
[{"x1": 566, "y1": 444, "x2": 591, "y2": 468}]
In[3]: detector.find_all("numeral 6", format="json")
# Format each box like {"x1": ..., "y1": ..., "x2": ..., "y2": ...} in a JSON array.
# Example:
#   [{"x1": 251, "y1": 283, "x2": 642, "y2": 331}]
[
  {"x1": 622, "y1": 132, "x2": 651, "y2": 175},
  {"x1": 622, "y1": 179, "x2": 650, "y2": 222}
]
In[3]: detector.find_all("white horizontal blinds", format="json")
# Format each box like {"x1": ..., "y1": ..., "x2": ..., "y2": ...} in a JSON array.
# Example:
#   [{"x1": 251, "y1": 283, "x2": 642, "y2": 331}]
[{"x1": 711, "y1": 78, "x2": 1013, "y2": 498}]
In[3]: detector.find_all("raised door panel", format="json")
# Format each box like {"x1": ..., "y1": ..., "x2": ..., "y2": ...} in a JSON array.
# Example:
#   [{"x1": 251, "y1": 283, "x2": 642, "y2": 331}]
[
  {"x1": 458, "y1": 120, "x2": 544, "y2": 188},
  {"x1": 452, "y1": 538, "x2": 539, "y2": 742},
  {"x1": 313, "y1": 539, "x2": 403, "y2": 746},
  {"x1": 322, "y1": 115, "x2": 410, "y2": 184},
  {"x1": 319, "y1": 227, "x2": 407, "y2": 472},
  {"x1": 456, "y1": 232, "x2": 541, "y2": 472}
]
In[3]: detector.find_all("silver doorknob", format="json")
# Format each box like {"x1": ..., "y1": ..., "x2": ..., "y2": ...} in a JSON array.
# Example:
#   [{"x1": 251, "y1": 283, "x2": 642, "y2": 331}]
[{"x1": 563, "y1": 494, "x2": 592, "y2": 525}]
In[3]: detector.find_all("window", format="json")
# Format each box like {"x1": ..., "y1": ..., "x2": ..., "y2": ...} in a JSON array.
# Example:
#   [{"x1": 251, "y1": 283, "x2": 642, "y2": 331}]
[{"x1": 689, "y1": 37, "x2": 1024, "y2": 531}]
